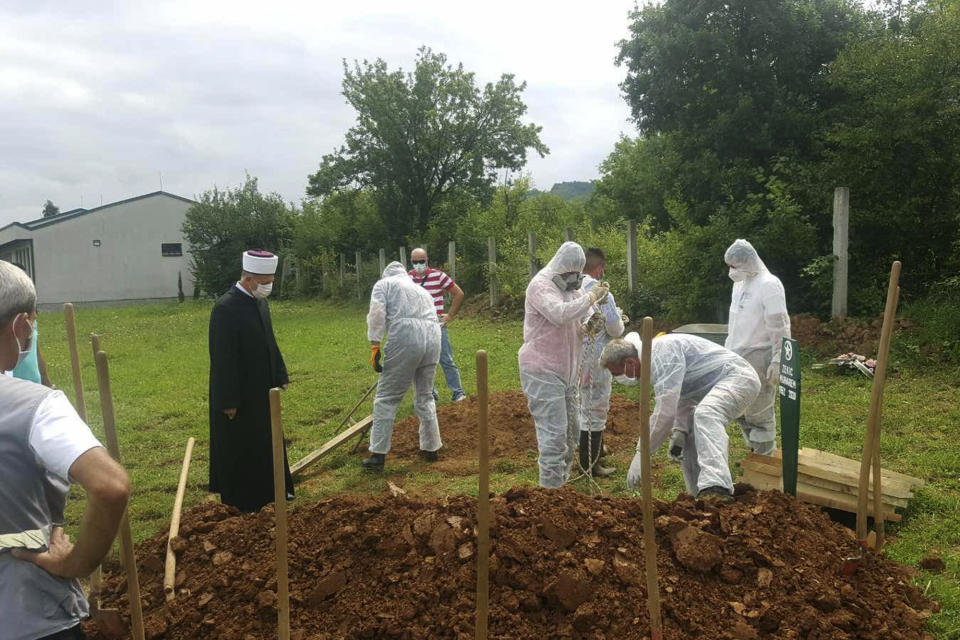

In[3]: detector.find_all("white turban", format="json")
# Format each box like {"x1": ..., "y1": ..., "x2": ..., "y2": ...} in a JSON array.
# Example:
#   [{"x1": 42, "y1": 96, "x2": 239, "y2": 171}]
[{"x1": 242, "y1": 250, "x2": 278, "y2": 275}]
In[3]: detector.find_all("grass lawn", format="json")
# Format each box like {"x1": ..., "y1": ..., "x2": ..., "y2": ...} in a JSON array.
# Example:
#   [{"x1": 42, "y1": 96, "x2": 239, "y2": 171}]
[{"x1": 35, "y1": 299, "x2": 960, "y2": 637}]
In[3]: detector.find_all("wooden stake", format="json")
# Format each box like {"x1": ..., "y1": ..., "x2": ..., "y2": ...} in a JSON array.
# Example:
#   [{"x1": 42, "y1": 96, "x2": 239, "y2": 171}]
[
  {"x1": 88, "y1": 332, "x2": 103, "y2": 608},
  {"x1": 269, "y1": 389, "x2": 291, "y2": 640},
  {"x1": 872, "y1": 284, "x2": 899, "y2": 551},
  {"x1": 639, "y1": 317, "x2": 663, "y2": 640},
  {"x1": 64, "y1": 303, "x2": 86, "y2": 421},
  {"x1": 856, "y1": 262, "x2": 901, "y2": 542},
  {"x1": 90, "y1": 333, "x2": 101, "y2": 359},
  {"x1": 94, "y1": 351, "x2": 145, "y2": 640},
  {"x1": 475, "y1": 350, "x2": 490, "y2": 640},
  {"x1": 164, "y1": 437, "x2": 195, "y2": 601}
]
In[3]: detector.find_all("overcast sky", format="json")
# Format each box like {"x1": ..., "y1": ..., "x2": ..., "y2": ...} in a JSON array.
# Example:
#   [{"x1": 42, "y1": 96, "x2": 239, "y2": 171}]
[{"x1": 0, "y1": 0, "x2": 638, "y2": 226}]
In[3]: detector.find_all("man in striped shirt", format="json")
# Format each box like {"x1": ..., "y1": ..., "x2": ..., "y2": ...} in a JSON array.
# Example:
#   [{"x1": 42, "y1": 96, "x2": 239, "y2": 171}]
[{"x1": 409, "y1": 248, "x2": 467, "y2": 402}]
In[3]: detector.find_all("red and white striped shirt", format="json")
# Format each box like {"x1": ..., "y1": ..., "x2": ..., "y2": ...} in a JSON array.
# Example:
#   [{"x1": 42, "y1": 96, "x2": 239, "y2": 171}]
[{"x1": 408, "y1": 267, "x2": 454, "y2": 315}]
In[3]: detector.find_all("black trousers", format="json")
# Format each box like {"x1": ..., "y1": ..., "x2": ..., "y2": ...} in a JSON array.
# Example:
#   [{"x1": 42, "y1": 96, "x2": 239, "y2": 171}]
[{"x1": 39, "y1": 625, "x2": 85, "y2": 640}]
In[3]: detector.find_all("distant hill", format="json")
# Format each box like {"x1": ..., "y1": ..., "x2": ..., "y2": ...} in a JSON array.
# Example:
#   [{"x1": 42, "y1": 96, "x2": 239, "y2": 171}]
[{"x1": 528, "y1": 181, "x2": 595, "y2": 201}]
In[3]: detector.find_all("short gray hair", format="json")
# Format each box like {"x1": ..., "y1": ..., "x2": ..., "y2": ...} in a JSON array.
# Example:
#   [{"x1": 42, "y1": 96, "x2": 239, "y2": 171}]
[
  {"x1": 600, "y1": 338, "x2": 638, "y2": 368},
  {"x1": 0, "y1": 261, "x2": 36, "y2": 327}
]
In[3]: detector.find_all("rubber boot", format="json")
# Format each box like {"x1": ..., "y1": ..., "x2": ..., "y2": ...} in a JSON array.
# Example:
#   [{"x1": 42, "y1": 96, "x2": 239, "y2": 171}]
[
  {"x1": 419, "y1": 449, "x2": 439, "y2": 462},
  {"x1": 362, "y1": 452, "x2": 385, "y2": 472},
  {"x1": 697, "y1": 485, "x2": 733, "y2": 503},
  {"x1": 590, "y1": 432, "x2": 615, "y2": 477}
]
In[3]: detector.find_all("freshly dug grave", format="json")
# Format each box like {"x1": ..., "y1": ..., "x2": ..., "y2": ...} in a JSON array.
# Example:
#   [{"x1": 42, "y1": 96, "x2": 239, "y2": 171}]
[
  {"x1": 383, "y1": 391, "x2": 641, "y2": 473},
  {"x1": 86, "y1": 487, "x2": 935, "y2": 640}
]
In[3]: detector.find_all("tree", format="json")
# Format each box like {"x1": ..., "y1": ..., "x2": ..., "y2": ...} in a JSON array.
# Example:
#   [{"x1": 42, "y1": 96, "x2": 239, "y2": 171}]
[
  {"x1": 42, "y1": 200, "x2": 59, "y2": 217},
  {"x1": 181, "y1": 176, "x2": 296, "y2": 297},
  {"x1": 823, "y1": 0, "x2": 960, "y2": 307},
  {"x1": 307, "y1": 47, "x2": 548, "y2": 240}
]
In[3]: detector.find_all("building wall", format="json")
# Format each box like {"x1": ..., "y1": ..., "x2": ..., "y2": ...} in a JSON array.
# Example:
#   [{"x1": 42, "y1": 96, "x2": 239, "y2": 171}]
[{"x1": 26, "y1": 194, "x2": 195, "y2": 304}]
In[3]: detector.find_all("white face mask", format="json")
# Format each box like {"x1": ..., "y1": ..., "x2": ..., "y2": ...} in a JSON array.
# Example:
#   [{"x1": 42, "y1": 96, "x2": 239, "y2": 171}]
[
  {"x1": 728, "y1": 267, "x2": 750, "y2": 282},
  {"x1": 252, "y1": 282, "x2": 273, "y2": 299},
  {"x1": 413, "y1": 263, "x2": 427, "y2": 275}
]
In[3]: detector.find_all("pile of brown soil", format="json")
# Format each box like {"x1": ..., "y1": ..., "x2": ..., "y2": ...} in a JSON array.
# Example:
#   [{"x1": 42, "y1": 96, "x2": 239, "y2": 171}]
[
  {"x1": 790, "y1": 313, "x2": 914, "y2": 357},
  {"x1": 385, "y1": 391, "x2": 640, "y2": 472},
  {"x1": 86, "y1": 487, "x2": 935, "y2": 640}
]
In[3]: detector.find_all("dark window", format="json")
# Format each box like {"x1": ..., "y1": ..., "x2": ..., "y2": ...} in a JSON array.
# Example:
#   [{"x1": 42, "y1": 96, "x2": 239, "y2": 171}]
[
  {"x1": 161, "y1": 242, "x2": 183, "y2": 257},
  {"x1": 92, "y1": 239, "x2": 101, "y2": 247}
]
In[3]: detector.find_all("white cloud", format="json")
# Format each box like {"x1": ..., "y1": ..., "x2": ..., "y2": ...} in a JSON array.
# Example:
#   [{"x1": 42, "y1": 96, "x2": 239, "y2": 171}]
[{"x1": 0, "y1": 1, "x2": 636, "y2": 225}]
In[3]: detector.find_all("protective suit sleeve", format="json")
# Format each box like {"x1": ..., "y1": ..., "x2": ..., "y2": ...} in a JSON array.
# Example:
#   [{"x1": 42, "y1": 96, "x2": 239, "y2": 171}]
[
  {"x1": 367, "y1": 280, "x2": 388, "y2": 342},
  {"x1": 528, "y1": 282, "x2": 596, "y2": 327},
  {"x1": 603, "y1": 291, "x2": 625, "y2": 338},
  {"x1": 761, "y1": 279, "x2": 791, "y2": 364},
  {"x1": 649, "y1": 340, "x2": 686, "y2": 438}
]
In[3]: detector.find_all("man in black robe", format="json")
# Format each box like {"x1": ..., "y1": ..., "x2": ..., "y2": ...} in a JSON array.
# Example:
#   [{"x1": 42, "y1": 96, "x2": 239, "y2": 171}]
[{"x1": 208, "y1": 249, "x2": 294, "y2": 512}]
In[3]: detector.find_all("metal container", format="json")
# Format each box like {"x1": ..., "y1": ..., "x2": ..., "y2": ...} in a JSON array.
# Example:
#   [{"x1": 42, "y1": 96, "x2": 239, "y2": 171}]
[{"x1": 672, "y1": 323, "x2": 728, "y2": 346}]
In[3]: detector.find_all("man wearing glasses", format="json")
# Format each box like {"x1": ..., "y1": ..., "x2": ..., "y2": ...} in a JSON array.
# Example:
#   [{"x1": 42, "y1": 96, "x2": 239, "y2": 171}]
[{"x1": 408, "y1": 247, "x2": 467, "y2": 403}]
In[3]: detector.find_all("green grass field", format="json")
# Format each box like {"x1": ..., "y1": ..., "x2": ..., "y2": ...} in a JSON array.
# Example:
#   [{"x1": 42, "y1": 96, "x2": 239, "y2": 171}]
[{"x1": 36, "y1": 299, "x2": 959, "y2": 637}]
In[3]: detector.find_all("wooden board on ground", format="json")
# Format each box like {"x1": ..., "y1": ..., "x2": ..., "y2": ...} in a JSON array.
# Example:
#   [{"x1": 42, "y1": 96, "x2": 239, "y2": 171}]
[
  {"x1": 291, "y1": 415, "x2": 373, "y2": 475},
  {"x1": 741, "y1": 468, "x2": 901, "y2": 522},
  {"x1": 740, "y1": 447, "x2": 924, "y2": 523}
]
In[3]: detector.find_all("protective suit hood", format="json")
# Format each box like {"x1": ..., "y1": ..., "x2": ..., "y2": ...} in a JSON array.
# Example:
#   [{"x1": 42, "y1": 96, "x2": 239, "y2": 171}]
[
  {"x1": 724, "y1": 239, "x2": 768, "y2": 276},
  {"x1": 543, "y1": 241, "x2": 586, "y2": 276},
  {"x1": 381, "y1": 261, "x2": 409, "y2": 279}
]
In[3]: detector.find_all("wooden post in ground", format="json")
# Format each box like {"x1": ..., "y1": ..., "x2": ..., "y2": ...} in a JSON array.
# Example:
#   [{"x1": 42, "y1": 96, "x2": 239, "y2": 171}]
[
  {"x1": 448, "y1": 241, "x2": 457, "y2": 282},
  {"x1": 88, "y1": 332, "x2": 103, "y2": 604},
  {"x1": 528, "y1": 232, "x2": 538, "y2": 281},
  {"x1": 399, "y1": 246, "x2": 407, "y2": 269},
  {"x1": 269, "y1": 389, "x2": 291, "y2": 640},
  {"x1": 164, "y1": 437, "x2": 195, "y2": 601},
  {"x1": 856, "y1": 261, "x2": 901, "y2": 543},
  {"x1": 64, "y1": 303, "x2": 86, "y2": 421},
  {"x1": 487, "y1": 237, "x2": 498, "y2": 308},
  {"x1": 378, "y1": 248, "x2": 386, "y2": 275},
  {"x1": 355, "y1": 250, "x2": 363, "y2": 301},
  {"x1": 94, "y1": 351, "x2": 145, "y2": 640},
  {"x1": 872, "y1": 283, "x2": 899, "y2": 552},
  {"x1": 90, "y1": 334, "x2": 101, "y2": 360},
  {"x1": 475, "y1": 350, "x2": 490, "y2": 640},
  {"x1": 627, "y1": 220, "x2": 638, "y2": 294},
  {"x1": 832, "y1": 187, "x2": 850, "y2": 320},
  {"x1": 639, "y1": 317, "x2": 663, "y2": 640}
]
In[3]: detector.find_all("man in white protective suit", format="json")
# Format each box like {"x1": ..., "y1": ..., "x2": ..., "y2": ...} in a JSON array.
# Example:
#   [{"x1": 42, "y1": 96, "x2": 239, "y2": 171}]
[
  {"x1": 363, "y1": 261, "x2": 442, "y2": 472},
  {"x1": 724, "y1": 239, "x2": 791, "y2": 456},
  {"x1": 577, "y1": 248, "x2": 626, "y2": 477},
  {"x1": 600, "y1": 332, "x2": 761, "y2": 500},
  {"x1": 518, "y1": 242, "x2": 610, "y2": 488}
]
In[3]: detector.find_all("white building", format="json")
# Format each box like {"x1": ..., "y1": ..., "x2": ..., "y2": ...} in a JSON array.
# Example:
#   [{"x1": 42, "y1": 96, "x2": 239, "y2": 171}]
[{"x1": 0, "y1": 191, "x2": 196, "y2": 305}]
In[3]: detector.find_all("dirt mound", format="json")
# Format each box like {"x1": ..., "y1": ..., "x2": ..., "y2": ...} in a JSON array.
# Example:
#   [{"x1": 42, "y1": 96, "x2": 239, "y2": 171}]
[
  {"x1": 86, "y1": 487, "x2": 935, "y2": 639},
  {"x1": 384, "y1": 391, "x2": 641, "y2": 472},
  {"x1": 790, "y1": 313, "x2": 914, "y2": 357}
]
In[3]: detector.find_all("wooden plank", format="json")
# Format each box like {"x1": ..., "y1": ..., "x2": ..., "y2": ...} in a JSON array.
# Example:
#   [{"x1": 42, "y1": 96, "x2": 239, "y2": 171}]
[
  {"x1": 742, "y1": 455, "x2": 914, "y2": 502},
  {"x1": 800, "y1": 448, "x2": 924, "y2": 489},
  {"x1": 742, "y1": 459, "x2": 909, "y2": 508},
  {"x1": 741, "y1": 469, "x2": 901, "y2": 522},
  {"x1": 291, "y1": 415, "x2": 373, "y2": 475},
  {"x1": 745, "y1": 450, "x2": 921, "y2": 495}
]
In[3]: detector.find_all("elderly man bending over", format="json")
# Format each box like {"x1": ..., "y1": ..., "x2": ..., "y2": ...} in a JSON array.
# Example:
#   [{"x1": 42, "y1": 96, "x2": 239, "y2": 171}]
[{"x1": 600, "y1": 332, "x2": 760, "y2": 501}]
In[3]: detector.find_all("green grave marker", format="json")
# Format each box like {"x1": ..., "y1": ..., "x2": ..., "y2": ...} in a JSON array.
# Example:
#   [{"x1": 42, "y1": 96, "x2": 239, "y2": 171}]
[{"x1": 779, "y1": 337, "x2": 801, "y2": 496}]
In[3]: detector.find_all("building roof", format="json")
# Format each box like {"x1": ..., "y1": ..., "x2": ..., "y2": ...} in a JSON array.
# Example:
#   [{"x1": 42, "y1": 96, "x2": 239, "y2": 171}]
[{"x1": 0, "y1": 191, "x2": 196, "y2": 234}]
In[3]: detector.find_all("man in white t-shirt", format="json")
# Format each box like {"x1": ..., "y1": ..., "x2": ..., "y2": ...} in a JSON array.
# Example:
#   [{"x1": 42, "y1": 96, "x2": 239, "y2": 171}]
[{"x1": 0, "y1": 260, "x2": 131, "y2": 640}]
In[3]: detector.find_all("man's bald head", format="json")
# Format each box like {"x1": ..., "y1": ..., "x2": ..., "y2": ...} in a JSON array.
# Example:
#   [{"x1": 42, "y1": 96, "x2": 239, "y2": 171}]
[{"x1": 411, "y1": 248, "x2": 428, "y2": 263}]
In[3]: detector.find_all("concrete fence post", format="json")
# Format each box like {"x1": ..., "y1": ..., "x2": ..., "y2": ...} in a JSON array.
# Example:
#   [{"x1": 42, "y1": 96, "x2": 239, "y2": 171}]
[
  {"x1": 627, "y1": 220, "x2": 638, "y2": 294},
  {"x1": 339, "y1": 253, "x2": 345, "y2": 288},
  {"x1": 448, "y1": 241, "x2": 456, "y2": 282},
  {"x1": 355, "y1": 250, "x2": 362, "y2": 301},
  {"x1": 528, "y1": 232, "x2": 538, "y2": 281},
  {"x1": 488, "y1": 237, "x2": 498, "y2": 308},
  {"x1": 378, "y1": 248, "x2": 386, "y2": 275},
  {"x1": 564, "y1": 227, "x2": 574, "y2": 243},
  {"x1": 399, "y1": 246, "x2": 407, "y2": 269},
  {"x1": 832, "y1": 187, "x2": 849, "y2": 320}
]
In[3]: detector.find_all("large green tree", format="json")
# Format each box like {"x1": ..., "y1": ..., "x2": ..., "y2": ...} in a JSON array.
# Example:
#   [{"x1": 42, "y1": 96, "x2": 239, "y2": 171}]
[
  {"x1": 182, "y1": 176, "x2": 296, "y2": 297},
  {"x1": 307, "y1": 47, "x2": 548, "y2": 241}
]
